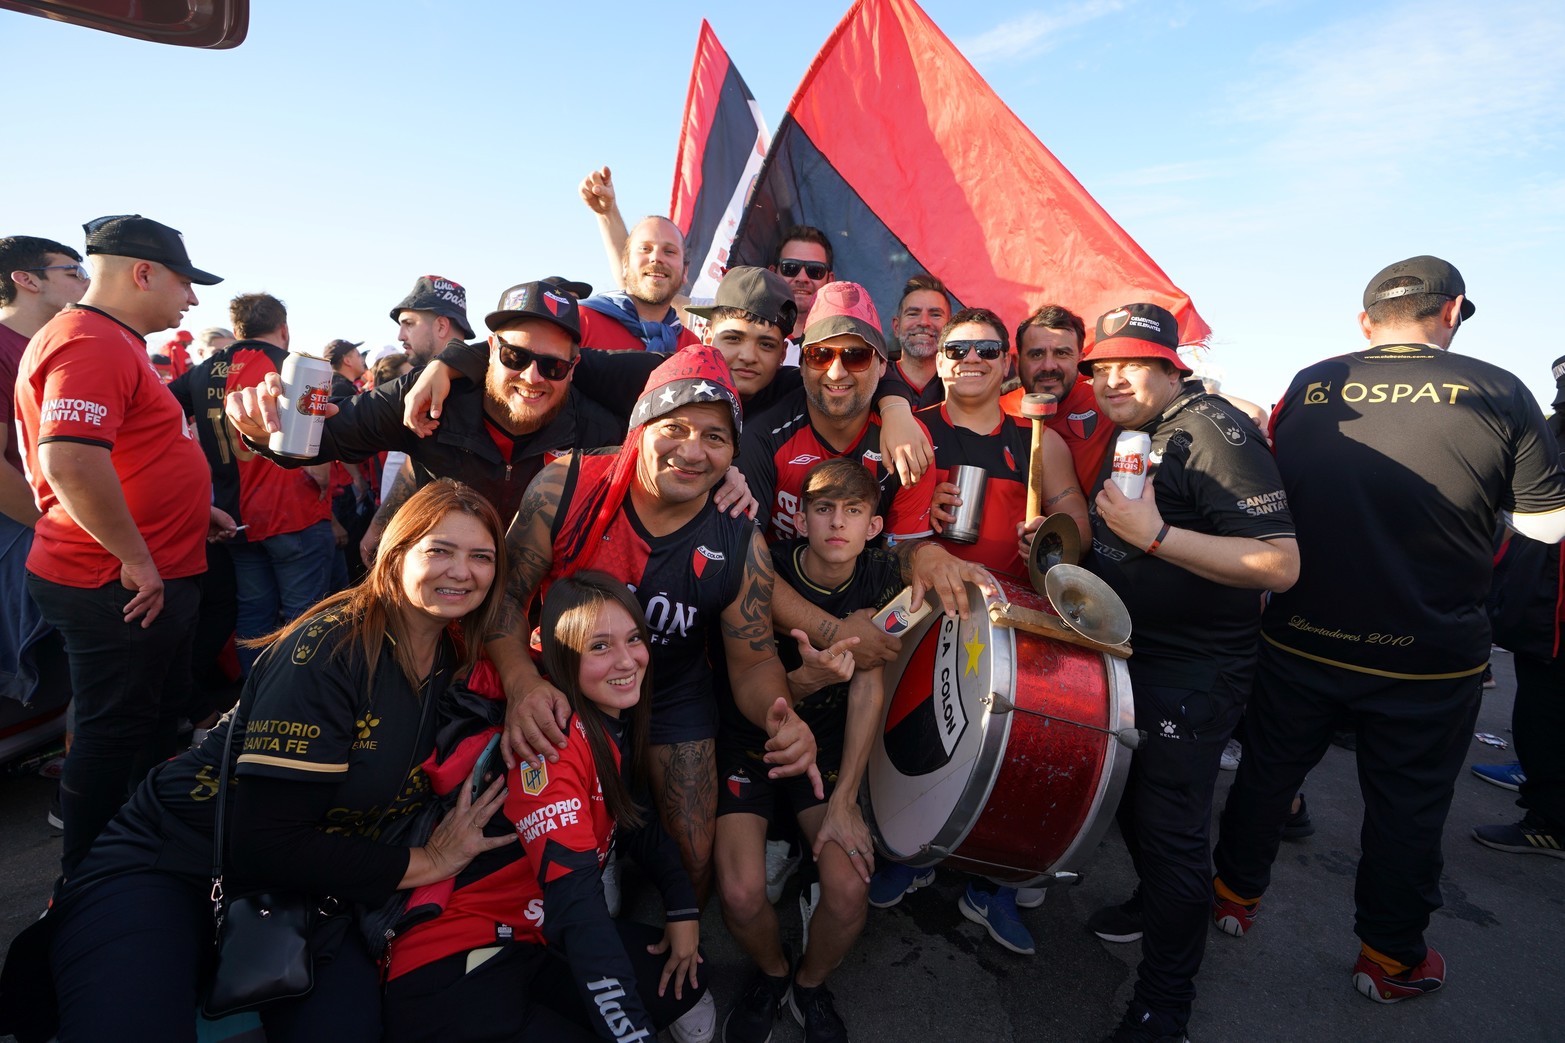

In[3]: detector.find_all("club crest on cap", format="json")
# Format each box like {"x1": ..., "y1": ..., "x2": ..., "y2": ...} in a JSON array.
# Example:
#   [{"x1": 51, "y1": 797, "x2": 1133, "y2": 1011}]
[
  {"x1": 543, "y1": 291, "x2": 569, "y2": 316},
  {"x1": 1101, "y1": 309, "x2": 1131, "y2": 337}
]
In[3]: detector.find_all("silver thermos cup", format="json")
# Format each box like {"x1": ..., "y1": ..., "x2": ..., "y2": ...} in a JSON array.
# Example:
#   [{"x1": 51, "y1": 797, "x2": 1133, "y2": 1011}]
[{"x1": 944, "y1": 465, "x2": 987, "y2": 544}]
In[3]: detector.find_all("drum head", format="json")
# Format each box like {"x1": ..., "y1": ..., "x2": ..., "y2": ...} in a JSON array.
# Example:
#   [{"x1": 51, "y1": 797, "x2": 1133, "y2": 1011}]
[{"x1": 868, "y1": 580, "x2": 1014, "y2": 867}]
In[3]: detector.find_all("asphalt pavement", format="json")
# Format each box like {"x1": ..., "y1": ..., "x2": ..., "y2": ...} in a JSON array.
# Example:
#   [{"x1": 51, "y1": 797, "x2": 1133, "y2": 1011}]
[{"x1": 2, "y1": 648, "x2": 1559, "y2": 1042}]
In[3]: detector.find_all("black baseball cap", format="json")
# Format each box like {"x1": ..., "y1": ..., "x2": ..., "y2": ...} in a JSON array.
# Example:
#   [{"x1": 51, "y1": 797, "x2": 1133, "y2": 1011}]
[
  {"x1": 542, "y1": 275, "x2": 593, "y2": 299},
  {"x1": 685, "y1": 267, "x2": 798, "y2": 338},
  {"x1": 390, "y1": 275, "x2": 475, "y2": 339},
  {"x1": 484, "y1": 281, "x2": 581, "y2": 343},
  {"x1": 83, "y1": 214, "x2": 222, "y2": 285},
  {"x1": 1078, "y1": 302, "x2": 1189, "y2": 374},
  {"x1": 324, "y1": 339, "x2": 364, "y2": 366},
  {"x1": 1362, "y1": 255, "x2": 1476, "y2": 320}
]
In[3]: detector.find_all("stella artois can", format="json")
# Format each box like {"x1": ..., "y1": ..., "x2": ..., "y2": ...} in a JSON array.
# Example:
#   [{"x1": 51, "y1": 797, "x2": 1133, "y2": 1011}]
[
  {"x1": 1110, "y1": 431, "x2": 1152, "y2": 499},
  {"x1": 268, "y1": 351, "x2": 333, "y2": 459}
]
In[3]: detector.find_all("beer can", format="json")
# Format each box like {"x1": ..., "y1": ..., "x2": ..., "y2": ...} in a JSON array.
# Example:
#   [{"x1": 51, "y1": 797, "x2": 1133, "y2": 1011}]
[
  {"x1": 268, "y1": 351, "x2": 333, "y2": 459},
  {"x1": 1110, "y1": 431, "x2": 1152, "y2": 499},
  {"x1": 944, "y1": 464, "x2": 987, "y2": 544}
]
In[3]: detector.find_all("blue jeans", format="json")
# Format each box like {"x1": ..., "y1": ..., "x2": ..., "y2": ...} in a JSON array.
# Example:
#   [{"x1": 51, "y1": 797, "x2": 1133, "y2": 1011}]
[{"x1": 229, "y1": 520, "x2": 335, "y2": 675}]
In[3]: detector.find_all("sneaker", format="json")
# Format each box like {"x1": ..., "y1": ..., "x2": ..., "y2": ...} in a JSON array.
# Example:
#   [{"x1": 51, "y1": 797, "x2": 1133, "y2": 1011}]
[
  {"x1": 1014, "y1": 886, "x2": 1047, "y2": 909},
  {"x1": 1102, "y1": 1003, "x2": 1188, "y2": 1042},
  {"x1": 789, "y1": 979, "x2": 848, "y2": 1043},
  {"x1": 866, "y1": 862, "x2": 935, "y2": 909},
  {"x1": 1086, "y1": 890, "x2": 1142, "y2": 943},
  {"x1": 46, "y1": 787, "x2": 64, "y2": 834},
  {"x1": 799, "y1": 880, "x2": 821, "y2": 952},
  {"x1": 765, "y1": 839, "x2": 801, "y2": 904},
  {"x1": 601, "y1": 856, "x2": 622, "y2": 917},
  {"x1": 669, "y1": 991, "x2": 718, "y2": 1043},
  {"x1": 1212, "y1": 892, "x2": 1259, "y2": 937},
  {"x1": 722, "y1": 956, "x2": 792, "y2": 1043},
  {"x1": 1282, "y1": 793, "x2": 1315, "y2": 840},
  {"x1": 958, "y1": 883, "x2": 1036, "y2": 955},
  {"x1": 1473, "y1": 811, "x2": 1565, "y2": 859},
  {"x1": 1471, "y1": 760, "x2": 1525, "y2": 791},
  {"x1": 1352, "y1": 946, "x2": 1446, "y2": 1004},
  {"x1": 1219, "y1": 738, "x2": 1242, "y2": 771}
]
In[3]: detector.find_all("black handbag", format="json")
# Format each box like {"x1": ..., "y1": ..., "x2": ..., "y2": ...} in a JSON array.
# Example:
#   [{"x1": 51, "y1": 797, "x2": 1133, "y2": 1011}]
[{"x1": 201, "y1": 711, "x2": 317, "y2": 1019}]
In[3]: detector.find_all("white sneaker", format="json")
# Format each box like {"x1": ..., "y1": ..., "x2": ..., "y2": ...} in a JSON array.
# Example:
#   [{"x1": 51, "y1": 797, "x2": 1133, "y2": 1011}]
[
  {"x1": 1015, "y1": 886, "x2": 1047, "y2": 909},
  {"x1": 765, "y1": 839, "x2": 801, "y2": 904},
  {"x1": 1220, "y1": 738, "x2": 1242, "y2": 771},
  {"x1": 799, "y1": 880, "x2": 821, "y2": 952},
  {"x1": 667, "y1": 990, "x2": 716, "y2": 1043},
  {"x1": 601, "y1": 857, "x2": 622, "y2": 917}
]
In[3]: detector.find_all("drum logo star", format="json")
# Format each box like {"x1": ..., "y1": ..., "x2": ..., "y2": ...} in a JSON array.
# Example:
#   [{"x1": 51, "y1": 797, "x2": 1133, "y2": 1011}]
[{"x1": 963, "y1": 627, "x2": 985, "y2": 677}]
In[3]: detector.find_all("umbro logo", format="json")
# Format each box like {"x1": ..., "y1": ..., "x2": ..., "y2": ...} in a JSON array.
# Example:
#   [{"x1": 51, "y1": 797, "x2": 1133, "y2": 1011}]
[{"x1": 788, "y1": 454, "x2": 820, "y2": 466}]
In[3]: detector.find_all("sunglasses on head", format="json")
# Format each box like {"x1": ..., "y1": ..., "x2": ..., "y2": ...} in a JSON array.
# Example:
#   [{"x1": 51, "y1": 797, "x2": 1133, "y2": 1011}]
[
  {"x1": 802, "y1": 343, "x2": 878, "y2": 373},
  {"x1": 778, "y1": 259, "x2": 829, "y2": 281},
  {"x1": 489, "y1": 335, "x2": 577, "y2": 381},
  {"x1": 941, "y1": 339, "x2": 1004, "y2": 361}
]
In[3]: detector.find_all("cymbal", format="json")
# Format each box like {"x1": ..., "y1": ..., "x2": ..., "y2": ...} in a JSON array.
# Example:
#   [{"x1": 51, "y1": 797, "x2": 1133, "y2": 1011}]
[
  {"x1": 1027, "y1": 512, "x2": 1082, "y2": 596},
  {"x1": 1044, "y1": 563, "x2": 1132, "y2": 647}
]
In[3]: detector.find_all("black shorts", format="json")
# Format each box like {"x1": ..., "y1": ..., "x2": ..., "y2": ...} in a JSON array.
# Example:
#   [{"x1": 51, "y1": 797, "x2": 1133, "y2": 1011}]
[{"x1": 715, "y1": 725, "x2": 843, "y2": 819}]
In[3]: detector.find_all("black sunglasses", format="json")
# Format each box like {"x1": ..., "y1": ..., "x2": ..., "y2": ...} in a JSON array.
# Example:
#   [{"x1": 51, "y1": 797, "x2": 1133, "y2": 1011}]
[
  {"x1": 801, "y1": 343, "x2": 877, "y2": 373},
  {"x1": 941, "y1": 339, "x2": 1004, "y2": 361},
  {"x1": 778, "y1": 259, "x2": 830, "y2": 281},
  {"x1": 489, "y1": 335, "x2": 577, "y2": 381}
]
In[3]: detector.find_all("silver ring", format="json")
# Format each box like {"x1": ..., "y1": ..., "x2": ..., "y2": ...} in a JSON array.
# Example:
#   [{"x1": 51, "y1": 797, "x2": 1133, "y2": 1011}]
[{"x1": 848, "y1": 849, "x2": 860, "y2": 855}]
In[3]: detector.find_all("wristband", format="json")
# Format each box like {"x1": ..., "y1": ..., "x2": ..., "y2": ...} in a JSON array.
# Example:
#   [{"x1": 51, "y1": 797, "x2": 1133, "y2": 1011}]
[{"x1": 1146, "y1": 523, "x2": 1170, "y2": 556}]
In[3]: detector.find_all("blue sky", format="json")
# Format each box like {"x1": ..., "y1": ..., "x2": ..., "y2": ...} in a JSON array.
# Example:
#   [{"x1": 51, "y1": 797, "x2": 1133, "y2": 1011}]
[{"x1": 4, "y1": 0, "x2": 1561, "y2": 410}]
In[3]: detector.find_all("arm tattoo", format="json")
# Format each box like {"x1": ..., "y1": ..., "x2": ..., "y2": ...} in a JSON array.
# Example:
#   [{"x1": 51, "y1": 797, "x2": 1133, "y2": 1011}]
[
  {"x1": 652, "y1": 740, "x2": 716, "y2": 896},
  {"x1": 371, "y1": 463, "x2": 418, "y2": 529},
  {"x1": 1044, "y1": 485, "x2": 1084, "y2": 508},
  {"x1": 817, "y1": 618, "x2": 841, "y2": 645},
  {"x1": 486, "y1": 466, "x2": 562, "y2": 642},
  {"x1": 895, "y1": 538, "x2": 927, "y2": 585},
  {"x1": 722, "y1": 531, "x2": 778, "y2": 655}
]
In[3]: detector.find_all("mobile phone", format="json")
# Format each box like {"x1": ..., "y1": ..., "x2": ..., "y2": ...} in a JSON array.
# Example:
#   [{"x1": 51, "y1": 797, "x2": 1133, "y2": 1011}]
[
  {"x1": 871, "y1": 586, "x2": 934, "y2": 636},
  {"x1": 468, "y1": 733, "x2": 503, "y2": 801}
]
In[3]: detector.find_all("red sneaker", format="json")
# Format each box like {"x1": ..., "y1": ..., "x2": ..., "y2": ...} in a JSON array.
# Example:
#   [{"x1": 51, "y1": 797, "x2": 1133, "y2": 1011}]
[
  {"x1": 1211, "y1": 894, "x2": 1259, "y2": 937},
  {"x1": 1352, "y1": 947, "x2": 1446, "y2": 1003}
]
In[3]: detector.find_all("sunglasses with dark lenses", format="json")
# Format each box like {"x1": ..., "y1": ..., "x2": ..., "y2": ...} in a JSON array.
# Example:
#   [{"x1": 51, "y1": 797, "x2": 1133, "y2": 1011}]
[
  {"x1": 801, "y1": 343, "x2": 878, "y2": 373},
  {"x1": 941, "y1": 339, "x2": 1005, "y2": 361},
  {"x1": 490, "y1": 336, "x2": 577, "y2": 381},
  {"x1": 778, "y1": 259, "x2": 830, "y2": 281}
]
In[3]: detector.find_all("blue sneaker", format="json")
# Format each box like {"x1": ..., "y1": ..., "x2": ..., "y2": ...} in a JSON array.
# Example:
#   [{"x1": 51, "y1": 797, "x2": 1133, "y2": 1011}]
[
  {"x1": 867, "y1": 861, "x2": 935, "y2": 909},
  {"x1": 1471, "y1": 760, "x2": 1525, "y2": 791},
  {"x1": 958, "y1": 883, "x2": 1036, "y2": 955}
]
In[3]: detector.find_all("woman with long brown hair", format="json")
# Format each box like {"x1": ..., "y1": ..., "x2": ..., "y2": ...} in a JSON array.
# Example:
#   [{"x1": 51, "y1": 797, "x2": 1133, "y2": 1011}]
[
  {"x1": 383, "y1": 570, "x2": 712, "y2": 1042},
  {"x1": 39, "y1": 479, "x2": 516, "y2": 1042}
]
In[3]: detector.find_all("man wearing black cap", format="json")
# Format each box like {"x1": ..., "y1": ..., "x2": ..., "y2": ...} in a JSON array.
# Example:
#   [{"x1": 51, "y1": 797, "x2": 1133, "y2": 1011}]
[
  {"x1": 14, "y1": 214, "x2": 235, "y2": 874},
  {"x1": 325, "y1": 337, "x2": 367, "y2": 397},
  {"x1": 392, "y1": 274, "x2": 475, "y2": 365},
  {"x1": 1063, "y1": 302, "x2": 1298, "y2": 1043},
  {"x1": 1212, "y1": 257, "x2": 1565, "y2": 1008},
  {"x1": 225, "y1": 280, "x2": 623, "y2": 530}
]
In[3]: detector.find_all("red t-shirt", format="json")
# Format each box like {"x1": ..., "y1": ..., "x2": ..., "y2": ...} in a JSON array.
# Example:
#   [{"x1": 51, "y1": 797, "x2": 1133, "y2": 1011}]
[
  {"x1": 16, "y1": 306, "x2": 210, "y2": 586},
  {"x1": 1000, "y1": 376, "x2": 1111, "y2": 495},
  {"x1": 220, "y1": 344, "x2": 331, "y2": 540},
  {"x1": 578, "y1": 308, "x2": 699, "y2": 353}
]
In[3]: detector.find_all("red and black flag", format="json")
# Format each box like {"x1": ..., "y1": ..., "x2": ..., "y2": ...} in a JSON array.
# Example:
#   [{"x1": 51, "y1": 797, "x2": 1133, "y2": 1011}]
[
  {"x1": 729, "y1": 0, "x2": 1210, "y2": 346},
  {"x1": 669, "y1": 19, "x2": 770, "y2": 301}
]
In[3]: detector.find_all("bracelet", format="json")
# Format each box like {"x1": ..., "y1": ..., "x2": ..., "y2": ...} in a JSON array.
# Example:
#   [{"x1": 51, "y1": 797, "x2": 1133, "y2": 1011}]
[{"x1": 1146, "y1": 523, "x2": 1170, "y2": 555}]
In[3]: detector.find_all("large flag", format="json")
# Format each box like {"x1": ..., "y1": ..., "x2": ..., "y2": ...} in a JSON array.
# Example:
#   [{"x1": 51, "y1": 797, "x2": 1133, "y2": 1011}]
[
  {"x1": 669, "y1": 20, "x2": 769, "y2": 302},
  {"x1": 729, "y1": 0, "x2": 1210, "y2": 346}
]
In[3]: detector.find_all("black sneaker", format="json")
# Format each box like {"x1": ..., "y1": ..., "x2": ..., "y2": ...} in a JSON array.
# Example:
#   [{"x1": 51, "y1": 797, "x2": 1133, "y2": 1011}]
[
  {"x1": 1086, "y1": 889, "x2": 1143, "y2": 943},
  {"x1": 1473, "y1": 810, "x2": 1565, "y2": 859},
  {"x1": 790, "y1": 979, "x2": 848, "y2": 1043},
  {"x1": 1102, "y1": 1003, "x2": 1188, "y2": 1042},
  {"x1": 722, "y1": 954, "x2": 792, "y2": 1043},
  {"x1": 1282, "y1": 793, "x2": 1315, "y2": 839}
]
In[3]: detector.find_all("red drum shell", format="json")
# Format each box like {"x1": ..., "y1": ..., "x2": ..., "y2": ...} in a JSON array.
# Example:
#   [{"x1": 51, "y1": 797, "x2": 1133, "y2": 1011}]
[{"x1": 868, "y1": 575, "x2": 1133, "y2": 885}]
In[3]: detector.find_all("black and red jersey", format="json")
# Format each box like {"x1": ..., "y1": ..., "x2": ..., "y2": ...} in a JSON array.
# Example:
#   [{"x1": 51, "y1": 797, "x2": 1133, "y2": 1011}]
[
  {"x1": 547, "y1": 454, "x2": 751, "y2": 744},
  {"x1": 918, "y1": 404, "x2": 1031, "y2": 579},
  {"x1": 740, "y1": 388, "x2": 934, "y2": 545},
  {"x1": 1000, "y1": 376, "x2": 1111, "y2": 495}
]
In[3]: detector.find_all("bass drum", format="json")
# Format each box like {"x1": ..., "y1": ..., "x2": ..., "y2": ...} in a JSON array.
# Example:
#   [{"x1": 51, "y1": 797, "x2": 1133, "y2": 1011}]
[{"x1": 867, "y1": 575, "x2": 1133, "y2": 885}]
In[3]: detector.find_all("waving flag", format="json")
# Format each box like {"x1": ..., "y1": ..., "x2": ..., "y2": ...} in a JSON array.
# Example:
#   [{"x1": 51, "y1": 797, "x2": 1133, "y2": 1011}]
[
  {"x1": 670, "y1": 20, "x2": 770, "y2": 302},
  {"x1": 729, "y1": 0, "x2": 1210, "y2": 346}
]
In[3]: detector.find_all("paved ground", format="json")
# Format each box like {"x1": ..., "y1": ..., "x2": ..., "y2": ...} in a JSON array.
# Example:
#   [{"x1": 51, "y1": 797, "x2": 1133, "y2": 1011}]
[{"x1": 3, "y1": 648, "x2": 1560, "y2": 1041}]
